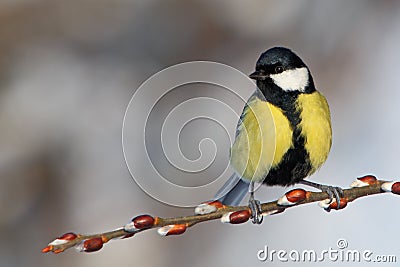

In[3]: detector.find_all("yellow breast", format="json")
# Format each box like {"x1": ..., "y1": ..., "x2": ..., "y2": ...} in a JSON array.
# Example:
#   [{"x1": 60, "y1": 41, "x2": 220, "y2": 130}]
[
  {"x1": 296, "y1": 91, "x2": 332, "y2": 173},
  {"x1": 230, "y1": 91, "x2": 332, "y2": 183},
  {"x1": 230, "y1": 96, "x2": 293, "y2": 182}
]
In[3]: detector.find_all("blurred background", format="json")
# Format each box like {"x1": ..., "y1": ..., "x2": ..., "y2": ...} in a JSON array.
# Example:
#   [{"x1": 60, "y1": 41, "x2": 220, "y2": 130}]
[{"x1": 1, "y1": 0, "x2": 400, "y2": 266}]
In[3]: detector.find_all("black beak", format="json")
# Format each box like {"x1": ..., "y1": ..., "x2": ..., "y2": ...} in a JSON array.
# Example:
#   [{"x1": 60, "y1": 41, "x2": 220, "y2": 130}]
[{"x1": 249, "y1": 71, "x2": 269, "y2": 80}]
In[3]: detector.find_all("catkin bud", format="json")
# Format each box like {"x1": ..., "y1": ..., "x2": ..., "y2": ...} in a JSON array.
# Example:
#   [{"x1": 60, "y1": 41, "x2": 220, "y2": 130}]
[
  {"x1": 381, "y1": 181, "x2": 400, "y2": 195},
  {"x1": 76, "y1": 237, "x2": 104, "y2": 253},
  {"x1": 157, "y1": 224, "x2": 187, "y2": 236},
  {"x1": 221, "y1": 210, "x2": 251, "y2": 224},
  {"x1": 350, "y1": 175, "x2": 377, "y2": 188},
  {"x1": 124, "y1": 214, "x2": 155, "y2": 232},
  {"x1": 195, "y1": 200, "x2": 224, "y2": 215},
  {"x1": 277, "y1": 189, "x2": 307, "y2": 206}
]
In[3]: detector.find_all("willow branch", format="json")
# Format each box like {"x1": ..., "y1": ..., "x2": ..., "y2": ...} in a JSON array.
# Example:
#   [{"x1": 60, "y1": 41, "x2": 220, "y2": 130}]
[{"x1": 42, "y1": 176, "x2": 400, "y2": 254}]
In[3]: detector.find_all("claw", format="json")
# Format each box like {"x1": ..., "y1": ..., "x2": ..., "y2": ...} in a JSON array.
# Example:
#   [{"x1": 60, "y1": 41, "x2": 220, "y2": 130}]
[
  {"x1": 334, "y1": 191, "x2": 340, "y2": 208},
  {"x1": 299, "y1": 180, "x2": 344, "y2": 210},
  {"x1": 248, "y1": 193, "x2": 263, "y2": 224},
  {"x1": 319, "y1": 197, "x2": 347, "y2": 211},
  {"x1": 319, "y1": 185, "x2": 344, "y2": 210},
  {"x1": 322, "y1": 186, "x2": 344, "y2": 209}
]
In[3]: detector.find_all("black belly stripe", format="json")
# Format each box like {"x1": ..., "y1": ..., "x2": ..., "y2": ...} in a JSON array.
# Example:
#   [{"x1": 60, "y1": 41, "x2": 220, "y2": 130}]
[
  {"x1": 257, "y1": 80, "x2": 314, "y2": 186},
  {"x1": 263, "y1": 132, "x2": 312, "y2": 186}
]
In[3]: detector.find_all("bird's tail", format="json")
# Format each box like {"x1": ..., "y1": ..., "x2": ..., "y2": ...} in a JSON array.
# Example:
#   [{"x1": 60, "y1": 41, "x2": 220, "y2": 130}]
[{"x1": 214, "y1": 173, "x2": 250, "y2": 206}]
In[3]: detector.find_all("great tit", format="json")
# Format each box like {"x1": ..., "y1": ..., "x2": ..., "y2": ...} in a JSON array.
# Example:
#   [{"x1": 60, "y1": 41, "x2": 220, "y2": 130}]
[{"x1": 215, "y1": 47, "x2": 342, "y2": 223}]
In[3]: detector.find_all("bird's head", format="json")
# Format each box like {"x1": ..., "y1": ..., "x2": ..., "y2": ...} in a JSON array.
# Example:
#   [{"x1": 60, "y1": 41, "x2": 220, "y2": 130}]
[{"x1": 250, "y1": 47, "x2": 315, "y2": 94}]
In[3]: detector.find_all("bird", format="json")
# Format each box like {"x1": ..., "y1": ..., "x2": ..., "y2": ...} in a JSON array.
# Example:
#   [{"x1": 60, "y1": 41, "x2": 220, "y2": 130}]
[{"x1": 214, "y1": 47, "x2": 342, "y2": 223}]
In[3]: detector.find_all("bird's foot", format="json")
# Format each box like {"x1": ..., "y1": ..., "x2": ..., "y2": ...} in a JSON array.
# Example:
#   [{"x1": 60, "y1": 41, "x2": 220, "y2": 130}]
[
  {"x1": 319, "y1": 185, "x2": 344, "y2": 209},
  {"x1": 248, "y1": 195, "x2": 263, "y2": 224},
  {"x1": 299, "y1": 180, "x2": 344, "y2": 210}
]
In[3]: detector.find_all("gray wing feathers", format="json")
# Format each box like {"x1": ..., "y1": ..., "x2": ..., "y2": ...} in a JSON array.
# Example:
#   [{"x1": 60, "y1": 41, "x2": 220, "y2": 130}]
[{"x1": 214, "y1": 173, "x2": 249, "y2": 206}]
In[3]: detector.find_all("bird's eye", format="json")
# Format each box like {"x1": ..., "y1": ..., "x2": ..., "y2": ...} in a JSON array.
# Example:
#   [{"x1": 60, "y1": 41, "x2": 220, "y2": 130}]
[{"x1": 275, "y1": 66, "x2": 284, "y2": 74}]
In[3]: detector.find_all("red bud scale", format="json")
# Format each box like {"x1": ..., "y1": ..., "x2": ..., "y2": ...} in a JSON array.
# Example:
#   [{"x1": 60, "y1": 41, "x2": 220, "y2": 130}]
[
  {"x1": 124, "y1": 214, "x2": 155, "y2": 232},
  {"x1": 392, "y1": 182, "x2": 400, "y2": 195},
  {"x1": 221, "y1": 210, "x2": 251, "y2": 224},
  {"x1": 277, "y1": 189, "x2": 307, "y2": 206},
  {"x1": 350, "y1": 175, "x2": 377, "y2": 188},
  {"x1": 76, "y1": 237, "x2": 104, "y2": 253},
  {"x1": 42, "y1": 232, "x2": 79, "y2": 253}
]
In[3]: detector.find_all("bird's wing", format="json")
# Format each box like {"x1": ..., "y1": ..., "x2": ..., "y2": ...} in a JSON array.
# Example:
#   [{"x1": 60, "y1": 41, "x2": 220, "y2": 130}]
[
  {"x1": 213, "y1": 172, "x2": 250, "y2": 206},
  {"x1": 234, "y1": 90, "x2": 265, "y2": 139}
]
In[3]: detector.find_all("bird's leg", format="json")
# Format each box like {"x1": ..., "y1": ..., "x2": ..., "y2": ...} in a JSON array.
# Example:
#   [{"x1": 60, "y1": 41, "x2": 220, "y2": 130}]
[
  {"x1": 248, "y1": 181, "x2": 263, "y2": 224},
  {"x1": 299, "y1": 180, "x2": 344, "y2": 209}
]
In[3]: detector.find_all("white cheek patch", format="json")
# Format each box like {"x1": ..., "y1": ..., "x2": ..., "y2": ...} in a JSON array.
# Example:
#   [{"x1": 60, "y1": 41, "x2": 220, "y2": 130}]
[{"x1": 270, "y1": 67, "x2": 309, "y2": 92}]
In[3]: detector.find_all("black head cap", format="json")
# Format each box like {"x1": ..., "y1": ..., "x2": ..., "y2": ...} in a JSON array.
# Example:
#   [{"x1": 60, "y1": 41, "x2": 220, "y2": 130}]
[
  {"x1": 256, "y1": 47, "x2": 306, "y2": 72},
  {"x1": 250, "y1": 47, "x2": 316, "y2": 96}
]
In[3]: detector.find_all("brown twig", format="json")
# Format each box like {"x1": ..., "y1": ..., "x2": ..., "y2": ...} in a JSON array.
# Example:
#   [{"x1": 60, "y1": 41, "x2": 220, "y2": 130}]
[{"x1": 42, "y1": 176, "x2": 400, "y2": 254}]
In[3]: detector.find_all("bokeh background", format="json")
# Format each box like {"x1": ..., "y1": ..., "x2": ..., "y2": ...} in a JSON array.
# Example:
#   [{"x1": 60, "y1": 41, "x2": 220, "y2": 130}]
[{"x1": 1, "y1": 0, "x2": 400, "y2": 266}]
